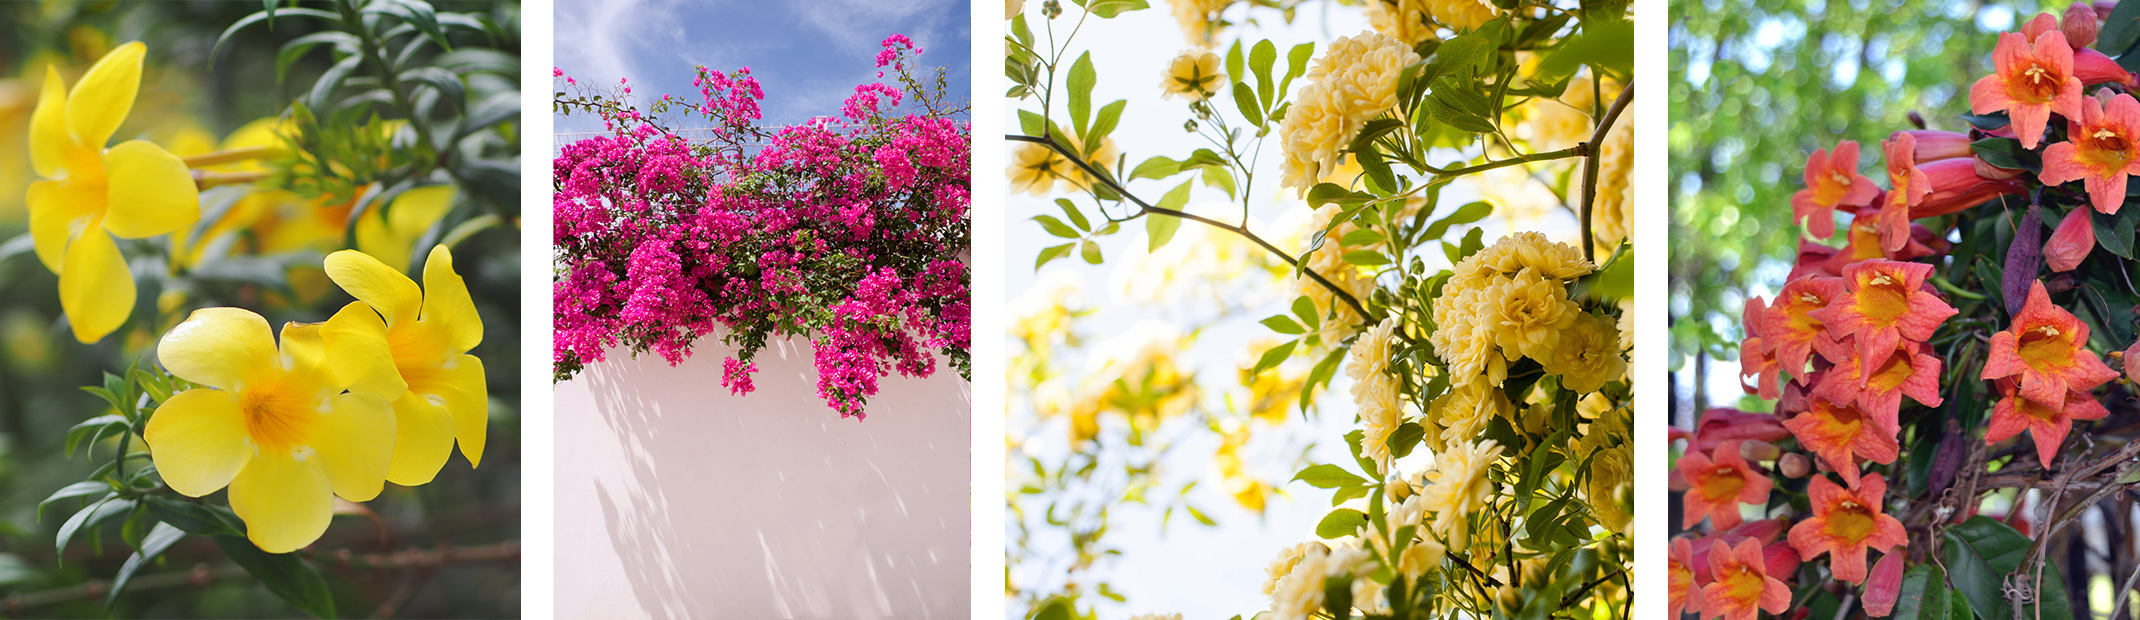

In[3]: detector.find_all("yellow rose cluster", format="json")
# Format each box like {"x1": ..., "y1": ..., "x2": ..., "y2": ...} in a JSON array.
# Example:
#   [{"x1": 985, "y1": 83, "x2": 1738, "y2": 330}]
[
  {"x1": 145, "y1": 245, "x2": 487, "y2": 553},
  {"x1": 1277, "y1": 31, "x2": 1421, "y2": 193},
  {"x1": 1430, "y1": 232, "x2": 1624, "y2": 392}
]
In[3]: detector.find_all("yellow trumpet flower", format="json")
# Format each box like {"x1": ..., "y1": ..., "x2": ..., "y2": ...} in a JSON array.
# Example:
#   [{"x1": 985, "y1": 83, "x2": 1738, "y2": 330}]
[
  {"x1": 321, "y1": 244, "x2": 487, "y2": 485},
  {"x1": 145, "y1": 308, "x2": 396, "y2": 553},
  {"x1": 25, "y1": 41, "x2": 200, "y2": 342}
]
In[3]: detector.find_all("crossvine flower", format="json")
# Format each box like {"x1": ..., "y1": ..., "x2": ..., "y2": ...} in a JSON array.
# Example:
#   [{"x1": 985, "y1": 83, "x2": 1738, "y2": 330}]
[
  {"x1": 1982, "y1": 280, "x2": 2118, "y2": 409},
  {"x1": 1780, "y1": 394, "x2": 1900, "y2": 488},
  {"x1": 1970, "y1": 30, "x2": 2082, "y2": 150},
  {"x1": 1986, "y1": 377, "x2": 2110, "y2": 466},
  {"x1": 1786, "y1": 473, "x2": 1906, "y2": 584},
  {"x1": 1789, "y1": 141, "x2": 1879, "y2": 239},
  {"x1": 320, "y1": 245, "x2": 488, "y2": 485},
  {"x1": 2040, "y1": 91, "x2": 2140, "y2": 215},
  {"x1": 1698, "y1": 537, "x2": 1790, "y2": 620},
  {"x1": 1807, "y1": 259, "x2": 1957, "y2": 378},
  {"x1": 145, "y1": 308, "x2": 395, "y2": 553},
  {"x1": 25, "y1": 41, "x2": 201, "y2": 342},
  {"x1": 1676, "y1": 440, "x2": 1772, "y2": 530}
]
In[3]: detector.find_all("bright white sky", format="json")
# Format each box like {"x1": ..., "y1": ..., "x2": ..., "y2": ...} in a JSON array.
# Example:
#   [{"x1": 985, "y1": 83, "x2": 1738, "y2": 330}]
[{"x1": 1004, "y1": 3, "x2": 1586, "y2": 617}]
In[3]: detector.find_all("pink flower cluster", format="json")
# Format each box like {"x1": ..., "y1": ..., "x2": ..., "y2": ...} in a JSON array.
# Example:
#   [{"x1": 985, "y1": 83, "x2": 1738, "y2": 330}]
[{"x1": 553, "y1": 35, "x2": 971, "y2": 420}]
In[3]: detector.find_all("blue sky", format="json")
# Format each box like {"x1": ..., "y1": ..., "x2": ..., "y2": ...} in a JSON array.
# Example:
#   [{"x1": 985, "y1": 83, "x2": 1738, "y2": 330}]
[{"x1": 554, "y1": 0, "x2": 971, "y2": 136}]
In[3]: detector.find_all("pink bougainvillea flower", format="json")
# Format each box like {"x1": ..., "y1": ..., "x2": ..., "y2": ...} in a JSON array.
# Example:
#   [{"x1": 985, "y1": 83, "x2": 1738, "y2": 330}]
[
  {"x1": 1757, "y1": 275, "x2": 1845, "y2": 377},
  {"x1": 1792, "y1": 141, "x2": 1881, "y2": 238},
  {"x1": 1987, "y1": 378, "x2": 2110, "y2": 466},
  {"x1": 1809, "y1": 259, "x2": 1958, "y2": 375},
  {"x1": 1671, "y1": 537, "x2": 1705, "y2": 619},
  {"x1": 1788, "y1": 473, "x2": 1907, "y2": 584},
  {"x1": 1862, "y1": 550, "x2": 1907, "y2": 617},
  {"x1": 2046, "y1": 209, "x2": 2097, "y2": 272},
  {"x1": 1983, "y1": 280, "x2": 2120, "y2": 407},
  {"x1": 1875, "y1": 134, "x2": 1936, "y2": 253},
  {"x1": 1972, "y1": 30, "x2": 2083, "y2": 150},
  {"x1": 1900, "y1": 130, "x2": 1976, "y2": 163},
  {"x1": 1700, "y1": 537, "x2": 1792, "y2": 620},
  {"x1": 1685, "y1": 409, "x2": 1795, "y2": 456},
  {"x1": 2041, "y1": 92, "x2": 2140, "y2": 215},
  {"x1": 1782, "y1": 394, "x2": 1901, "y2": 488},
  {"x1": 1811, "y1": 336, "x2": 1943, "y2": 431},
  {"x1": 1677, "y1": 440, "x2": 1773, "y2": 530}
]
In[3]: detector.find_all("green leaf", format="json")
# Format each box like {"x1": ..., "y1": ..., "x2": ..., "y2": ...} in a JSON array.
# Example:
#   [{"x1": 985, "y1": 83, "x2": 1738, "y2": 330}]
[
  {"x1": 1253, "y1": 339, "x2": 1301, "y2": 376},
  {"x1": 1018, "y1": 110, "x2": 1048, "y2": 137},
  {"x1": 1035, "y1": 243, "x2": 1075, "y2": 270},
  {"x1": 1343, "y1": 250, "x2": 1390, "y2": 266},
  {"x1": 1426, "y1": 76, "x2": 1498, "y2": 134},
  {"x1": 1250, "y1": 40, "x2": 1277, "y2": 110},
  {"x1": 275, "y1": 31, "x2": 359, "y2": 82},
  {"x1": 1084, "y1": 0, "x2": 1149, "y2": 18},
  {"x1": 1970, "y1": 137, "x2": 2037, "y2": 173},
  {"x1": 1306, "y1": 183, "x2": 1373, "y2": 208},
  {"x1": 1315, "y1": 508, "x2": 1368, "y2": 539},
  {"x1": 1147, "y1": 183, "x2": 1191, "y2": 250},
  {"x1": 1293, "y1": 296, "x2": 1322, "y2": 330},
  {"x1": 57, "y1": 496, "x2": 132, "y2": 557},
  {"x1": 1054, "y1": 199, "x2": 1091, "y2": 231},
  {"x1": 1387, "y1": 422, "x2": 1425, "y2": 458},
  {"x1": 1587, "y1": 247, "x2": 1635, "y2": 301},
  {"x1": 1958, "y1": 113, "x2": 2011, "y2": 131},
  {"x1": 1079, "y1": 240, "x2": 1103, "y2": 265},
  {"x1": 107, "y1": 522, "x2": 187, "y2": 608},
  {"x1": 1537, "y1": 17, "x2": 1634, "y2": 80},
  {"x1": 1892, "y1": 564, "x2": 1951, "y2": 620},
  {"x1": 309, "y1": 54, "x2": 364, "y2": 111},
  {"x1": 403, "y1": 66, "x2": 467, "y2": 114},
  {"x1": 1340, "y1": 229, "x2": 1387, "y2": 246},
  {"x1": 1943, "y1": 516, "x2": 2071, "y2": 620},
  {"x1": 2094, "y1": 205, "x2": 2140, "y2": 259},
  {"x1": 1031, "y1": 597, "x2": 1075, "y2": 620},
  {"x1": 1032, "y1": 215, "x2": 1081, "y2": 238},
  {"x1": 1090, "y1": 100, "x2": 1127, "y2": 143},
  {"x1": 213, "y1": 8, "x2": 341, "y2": 66},
  {"x1": 145, "y1": 496, "x2": 247, "y2": 538},
  {"x1": 2102, "y1": 0, "x2": 2140, "y2": 59},
  {"x1": 65, "y1": 414, "x2": 128, "y2": 459},
  {"x1": 1068, "y1": 52, "x2": 1096, "y2": 139},
  {"x1": 39, "y1": 481, "x2": 112, "y2": 521},
  {"x1": 1356, "y1": 146, "x2": 1396, "y2": 194},
  {"x1": 1226, "y1": 39, "x2": 1245, "y2": 87},
  {"x1": 1232, "y1": 82, "x2": 1264, "y2": 127},
  {"x1": 1279, "y1": 43, "x2": 1314, "y2": 102},
  {"x1": 1424, "y1": 201, "x2": 1494, "y2": 241},
  {"x1": 1130, "y1": 155, "x2": 1183, "y2": 181},
  {"x1": 1261, "y1": 315, "x2": 1306, "y2": 335},
  {"x1": 215, "y1": 536, "x2": 337, "y2": 618},
  {"x1": 1293, "y1": 463, "x2": 1370, "y2": 489}
]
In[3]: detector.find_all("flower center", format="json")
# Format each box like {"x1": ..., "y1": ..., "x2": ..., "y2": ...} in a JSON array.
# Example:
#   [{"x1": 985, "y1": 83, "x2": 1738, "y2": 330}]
[
  {"x1": 1700, "y1": 465, "x2": 1746, "y2": 501},
  {"x1": 1825, "y1": 500, "x2": 1878, "y2": 544},
  {"x1": 2017, "y1": 63, "x2": 2062, "y2": 103},
  {"x1": 240, "y1": 379, "x2": 315, "y2": 450},
  {"x1": 1854, "y1": 274, "x2": 1910, "y2": 325},
  {"x1": 2016, "y1": 324, "x2": 2076, "y2": 371},
  {"x1": 1720, "y1": 566, "x2": 1768, "y2": 605},
  {"x1": 1867, "y1": 349, "x2": 1916, "y2": 392}
]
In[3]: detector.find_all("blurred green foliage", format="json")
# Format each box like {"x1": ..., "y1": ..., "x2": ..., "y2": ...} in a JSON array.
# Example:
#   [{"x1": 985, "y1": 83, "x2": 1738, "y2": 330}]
[{"x1": 1668, "y1": 0, "x2": 2032, "y2": 389}]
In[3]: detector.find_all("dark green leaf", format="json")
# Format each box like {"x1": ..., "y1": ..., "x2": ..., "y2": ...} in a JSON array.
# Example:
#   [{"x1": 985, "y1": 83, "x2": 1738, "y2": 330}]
[
  {"x1": 1253, "y1": 339, "x2": 1301, "y2": 376},
  {"x1": 39, "y1": 481, "x2": 111, "y2": 521},
  {"x1": 1892, "y1": 564, "x2": 1950, "y2": 620},
  {"x1": 1943, "y1": 516, "x2": 2070, "y2": 620},
  {"x1": 2093, "y1": 205, "x2": 2140, "y2": 259},
  {"x1": 57, "y1": 496, "x2": 132, "y2": 557},
  {"x1": 215, "y1": 536, "x2": 337, "y2": 618},
  {"x1": 145, "y1": 496, "x2": 247, "y2": 538},
  {"x1": 213, "y1": 8, "x2": 341, "y2": 66},
  {"x1": 106, "y1": 522, "x2": 186, "y2": 608}
]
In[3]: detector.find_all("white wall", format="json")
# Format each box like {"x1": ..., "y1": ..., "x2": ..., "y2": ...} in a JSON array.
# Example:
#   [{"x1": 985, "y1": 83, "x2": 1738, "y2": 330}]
[{"x1": 553, "y1": 337, "x2": 972, "y2": 619}]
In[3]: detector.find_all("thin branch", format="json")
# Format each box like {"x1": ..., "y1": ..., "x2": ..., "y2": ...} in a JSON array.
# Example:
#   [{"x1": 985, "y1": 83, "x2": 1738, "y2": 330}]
[
  {"x1": 1578, "y1": 78, "x2": 1635, "y2": 263},
  {"x1": 3, "y1": 541, "x2": 519, "y2": 612},
  {"x1": 1007, "y1": 133, "x2": 1373, "y2": 321}
]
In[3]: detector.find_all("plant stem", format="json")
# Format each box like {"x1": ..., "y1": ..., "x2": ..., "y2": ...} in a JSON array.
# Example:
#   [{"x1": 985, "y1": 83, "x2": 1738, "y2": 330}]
[
  {"x1": 192, "y1": 170, "x2": 271, "y2": 189},
  {"x1": 1579, "y1": 78, "x2": 1636, "y2": 263},
  {"x1": 1006, "y1": 133, "x2": 1373, "y2": 322},
  {"x1": 1929, "y1": 274, "x2": 1990, "y2": 300},
  {"x1": 180, "y1": 146, "x2": 282, "y2": 169}
]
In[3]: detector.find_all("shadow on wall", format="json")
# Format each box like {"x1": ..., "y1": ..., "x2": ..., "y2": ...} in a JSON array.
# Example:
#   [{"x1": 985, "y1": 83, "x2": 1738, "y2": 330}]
[{"x1": 554, "y1": 337, "x2": 972, "y2": 619}]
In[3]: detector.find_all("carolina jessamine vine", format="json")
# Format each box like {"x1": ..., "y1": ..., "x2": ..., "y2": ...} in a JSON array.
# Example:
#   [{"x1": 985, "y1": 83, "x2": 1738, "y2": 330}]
[{"x1": 552, "y1": 35, "x2": 972, "y2": 419}]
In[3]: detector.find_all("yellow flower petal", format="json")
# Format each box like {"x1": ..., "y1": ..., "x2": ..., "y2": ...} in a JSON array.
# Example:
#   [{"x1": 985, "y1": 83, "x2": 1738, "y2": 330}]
[
  {"x1": 419, "y1": 245, "x2": 482, "y2": 353},
  {"x1": 322, "y1": 301, "x2": 407, "y2": 398},
  {"x1": 435, "y1": 354, "x2": 488, "y2": 468},
  {"x1": 383, "y1": 391, "x2": 456, "y2": 486},
  {"x1": 227, "y1": 449, "x2": 333, "y2": 554},
  {"x1": 25, "y1": 179, "x2": 100, "y2": 272},
  {"x1": 143, "y1": 389, "x2": 253, "y2": 497},
  {"x1": 101, "y1": 140, "x2": 199, "y2": 239},
  {"x1": 158, "y1": 307, "x2": 278, "y2": 391},
  {"x1": 59, "y1": 226, "x2": 132, "y2": 343},
  {"x1": 310, "y1": 391, "x2": 395, "y2": 501},
  {"x1": 275, "y1": 321, "x2": 339, "y2": 398},
  {"x1": 65, "y1": 41, "x2": 143, "y2": 151},
  {"x1": 324, "y1": 250, "x2": 421, "y2": 326},
  {"x1": 28, "y1": 65, "x2": 73, "y2": 178}
]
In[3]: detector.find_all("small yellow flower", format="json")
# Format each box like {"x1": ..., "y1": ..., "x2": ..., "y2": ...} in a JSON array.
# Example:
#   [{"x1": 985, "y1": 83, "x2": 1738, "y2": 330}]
[
  {"x1": 1417, "y1": 438, "x2": 1502, "y2": 551},
  {"x1": 26, "y1": 42, "x2": 201, "y2": 342},
  {"x1": 1159, "y1": 50, "x2": 1224, "y2": 100},
  {"x1": 356, "y1": 185, "x2": 457, "y2": 274},
  {"x1": 1546, "y1": 311, "x2": 1626, "y2": 393},
  {"x1": 321, "y1": 244, "x2": 488, "y2": 485},
  {"x1": 1483, "y1": 269, "x2": 1580, "y2": 361},
  {"x1": 145, "y1": 308, "x2": 395, "y2": 553}
]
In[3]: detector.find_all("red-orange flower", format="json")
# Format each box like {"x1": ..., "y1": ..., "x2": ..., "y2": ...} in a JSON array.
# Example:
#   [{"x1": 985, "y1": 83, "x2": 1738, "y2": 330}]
[
  {"x1": 1987, "y1": 378, "x2": 2110, "y2": 466},
  {"x1": 1876, "y1": 134, "x2": 1934, "y2": 253},
  {"x1": 1671, "y1": 537, "x2": 1705, "y2": 619},
  {"x1": 1792, "y1": 141, "x2": 1881, "y2": 238},
  {"x1": 2045, "y1": 208, "x2": 2097, "y2": 272},
  {"x1": 2040, "y1": 91, "x2": 2140, "y2": 215},
  {"x1": 1740, "y1": 298, "x2": 1784, "y2": 399},
  {"x1": 1808, "y1": 259, "x2": 1958, "y2": 376},
  {"x1": 1699, "y1": 538, "x2": 1791, "y2": 620},
  {"x1": 1787, "y1": 473, "x2": 1907, "y2": 584},
  {"x1": 1781, "y1": 395, "x2": 1901, "y2": 488},
  {"x1": 1811, "y1": 337, "x2": 1943, "y2": 430},
  {"x1": 1971, "y1": 30, "x2": 2083, "y2": 150},
  {"x1": 1757, "y1": 275, "x2": 1845, "y2": 376},
  {"x1": 1677, "y1": 440, "x2": 1773, "y2": 530},
  {"x1": 1982, "y1": 280, "x2": 2119, "y2": 408}
]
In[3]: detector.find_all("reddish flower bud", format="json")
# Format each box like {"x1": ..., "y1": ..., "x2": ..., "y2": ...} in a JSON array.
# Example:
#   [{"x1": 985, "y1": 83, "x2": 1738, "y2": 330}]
[
  {"x1": 1739, "y1": 440, "x2": 1782, "y2": 462},
  {"x1": 2074, "y1": 48, "x2": 2134, "y2": 87},
  {"x1": 1779, "y1": 452, "x2": 1813, "y2": 478},
  {"x1": 1975, "y1": 156, "x2": 2026, "y2": 180},
  {"x1": 2046, "y1": 209, "x2": 2096, "y2": 272},
  {"x1": 1763, "y1": 541, "x2": 1803, "y2": 577},
  {"x1": 1911, "y1": 158, "x2": 2027, "y2": 219},
  {"x1": 1688, "y1": 408, "x2": 1794, "y2": 455},
  {"x1": 2065, "y1": 2, "x2": 2101, "y2": 48},
  {"x1": 2023, "y1": 12, "x2": 2061, "y2": 42},
  {"x1": 2124, "y1": 339, "x2": 2140, "y2": 382},
  {"x1": 1899, "y1": 130, "x2": 1973, "y2": 163},
  {"x1": 1862, "y1": 551, "x2": 1907, "y2": 617},
  {"x1": 1727, "y1": 518, "x2": 1788, "y2": 545}
]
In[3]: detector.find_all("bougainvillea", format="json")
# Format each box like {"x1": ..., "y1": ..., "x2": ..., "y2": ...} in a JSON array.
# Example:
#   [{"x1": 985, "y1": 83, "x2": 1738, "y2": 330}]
[
  {"x1": 1676, "y1": 3, "x2": 2140, "y2": 618},
  {"x1": 553, "y1": 35, "x2": 970, "y2": 419}
]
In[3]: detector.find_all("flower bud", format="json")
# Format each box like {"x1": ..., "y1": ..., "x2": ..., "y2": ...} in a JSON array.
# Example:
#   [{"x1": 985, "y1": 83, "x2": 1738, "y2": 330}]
[
  {"x1": 2065, "y1": 2, "x2": 2101, "y2": 48},
  {"x1": 1913, "y1": 158, "x2": 2026, "y2": 219},
  {"x1": 2046, "y1": 209, "x2": 2096, "y2": 272},
  {"x1": 1779, "y1": 452, "x2": 1813, "y2": 478},
  {"x1": 1974, "y1": 156, "x2": 2026, "y2": 180},
  {"x1": 1762, "y1": 541, "x2": 1803, "y2": 577},
  {"x1": 1386, "y1": 476, "x2": 1413, "y2": 501},
  {"x1": 2023, "y1": 12, "x2": 2062, "y2": 42},
  {"x1": 2124, "y1": 339, "x2": 2140, "y2": 383},
  {"x1": 1899, "y1": 130, "x2": 1972, "y2": 163},
  {"x1": 1861, "y1": 551, "x2": 1907, "y2": 617},
  {"x1": 1738, "y1": 439, "x2": 1781, "y2": 462},
  {"x1": 2074, "y1": 48, "x2": 2135, "y2": 88}
]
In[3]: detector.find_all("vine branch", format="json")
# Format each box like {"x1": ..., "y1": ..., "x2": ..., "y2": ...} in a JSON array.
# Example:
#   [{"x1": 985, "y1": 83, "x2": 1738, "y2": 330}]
[{"x1": 1579, "y1": 78, "x2": 1635, "y2": 263}]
